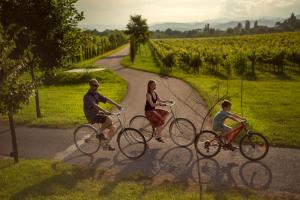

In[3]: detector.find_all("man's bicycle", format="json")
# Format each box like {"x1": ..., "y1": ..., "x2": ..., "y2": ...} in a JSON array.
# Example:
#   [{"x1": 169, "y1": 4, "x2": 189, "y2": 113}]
[
  {"x1": 129, "y1": 102, "x2": 196, "y2": 147},
  {"x1": 194, "y1": 120, "x2": 269, "y2": 161},
  {"x1": 73, "y1": 110, "x2": 147, "y2": 159}
]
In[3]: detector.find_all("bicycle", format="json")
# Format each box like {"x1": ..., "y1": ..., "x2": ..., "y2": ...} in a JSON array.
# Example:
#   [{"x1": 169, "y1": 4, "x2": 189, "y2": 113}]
[
  {"x1": 194, "y1": 120, "x2": 269, "y2": 161},
  {"x1": 129, "y1": 102, "x2": 196, "y2": 147},
  {"x1": 73, "y1": 110, "x2": 147, "y2": 159}
]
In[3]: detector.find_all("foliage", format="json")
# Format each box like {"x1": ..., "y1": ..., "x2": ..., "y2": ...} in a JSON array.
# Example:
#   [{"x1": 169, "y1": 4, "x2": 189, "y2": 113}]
[
  {"x1": 126, "y1": 15, "x2": 150, "y2": 62},
  {"x1": 149, "y1": 32, "x2": 300, "y2": 75},
  {"x1": 0, "y1": 25, "x2": 34, "y2": 115}
]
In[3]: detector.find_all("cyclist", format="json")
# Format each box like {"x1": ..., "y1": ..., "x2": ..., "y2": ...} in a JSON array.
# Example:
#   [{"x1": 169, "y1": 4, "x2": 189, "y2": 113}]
[
  {"x1": 213, "y1": 100, "x2": 244, "y2": 151},
  {"x1": 144, "y1": 79, "x2": 172, "y2": 143},
  {"x1": 83, "y1": 79, "x2": 122, "y2": 151}
]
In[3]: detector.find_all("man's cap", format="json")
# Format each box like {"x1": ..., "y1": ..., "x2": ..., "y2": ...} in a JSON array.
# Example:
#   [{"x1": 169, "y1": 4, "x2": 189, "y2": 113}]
[{"x1": 89, "y1": 79, "x2": 100, "y2": 86}]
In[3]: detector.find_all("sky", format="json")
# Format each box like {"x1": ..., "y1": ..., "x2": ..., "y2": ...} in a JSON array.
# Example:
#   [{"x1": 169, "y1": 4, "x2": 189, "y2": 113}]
[{"x1": 75, "y1": 0, "x2": 300, "y2": 27}]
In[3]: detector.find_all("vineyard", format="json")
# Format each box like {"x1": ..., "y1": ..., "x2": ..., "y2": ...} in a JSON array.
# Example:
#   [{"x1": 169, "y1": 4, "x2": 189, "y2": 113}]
[
  {"x1": 69, "y1": 31, "x2": 128, "y2": 64},
  {"x1": 149, "y1": 32, "x2": 300, "y2": 76}
]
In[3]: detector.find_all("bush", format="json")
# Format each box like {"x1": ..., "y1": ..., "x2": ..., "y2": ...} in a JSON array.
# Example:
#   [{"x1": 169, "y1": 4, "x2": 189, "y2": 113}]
[{"x1": 43, "y1": 70, "x2": 123, "y2": 86}]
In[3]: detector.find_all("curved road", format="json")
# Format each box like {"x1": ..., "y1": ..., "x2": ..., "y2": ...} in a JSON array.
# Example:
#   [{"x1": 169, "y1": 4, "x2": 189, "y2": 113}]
[{"x1": 0, "y1": 46, "x2": 299, "y2": 197}]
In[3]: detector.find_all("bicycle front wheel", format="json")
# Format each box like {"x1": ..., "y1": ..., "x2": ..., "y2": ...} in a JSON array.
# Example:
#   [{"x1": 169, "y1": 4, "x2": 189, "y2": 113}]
[
  {"x1": 129, "y1": 115, "x2": 154, "y2": 142},
  {"x1": 194, "y1": 130, "x2": 221, "y2": 158},
  {"x1": 117, "y1": 128, "x2": 147, "y2": 159},
  {"x1": 239, "y1": 132, "x2": 269, "y2": 161},
  {"x1": 73, "y1": 124, "x2": 100, "y2": 155},
  {"x1": 169, "y1": 118, "x2": 196, "y2": 147}
]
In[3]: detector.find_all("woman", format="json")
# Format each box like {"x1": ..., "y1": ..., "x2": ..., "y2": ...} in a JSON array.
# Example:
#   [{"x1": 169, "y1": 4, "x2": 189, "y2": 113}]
[{"x1": 145, "y1": 80, "x2": 172, "y2": 143}]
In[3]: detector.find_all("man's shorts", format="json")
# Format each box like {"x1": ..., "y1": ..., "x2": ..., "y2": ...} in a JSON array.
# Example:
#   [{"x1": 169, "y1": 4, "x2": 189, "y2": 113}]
[{"x1": 91, "y1": 114, "x2": 107, "y2": 124}]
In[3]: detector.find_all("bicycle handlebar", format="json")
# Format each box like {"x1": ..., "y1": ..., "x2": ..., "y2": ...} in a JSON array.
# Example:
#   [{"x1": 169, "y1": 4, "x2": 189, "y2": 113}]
[
  {"x1": 110, "y1": 109, "x2": 124, "y2": 116},
  {"x1": 164, "y1": 101, "x2": 175, "y2": 107}
]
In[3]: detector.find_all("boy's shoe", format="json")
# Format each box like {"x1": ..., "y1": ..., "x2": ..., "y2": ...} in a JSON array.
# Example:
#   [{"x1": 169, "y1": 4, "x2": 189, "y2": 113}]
[
  {"x1": 96, "y1": 133, "x2": 107, "y2": 140},
  {"x1": 103, "y1": 144, "x2": 115, "y2": 151},
  {"x1": 223, "y1": 143, "x2": 238, "y2": 151},
  {"x1": 155, "y1": 137, "x2": 165, "y2": 143}
]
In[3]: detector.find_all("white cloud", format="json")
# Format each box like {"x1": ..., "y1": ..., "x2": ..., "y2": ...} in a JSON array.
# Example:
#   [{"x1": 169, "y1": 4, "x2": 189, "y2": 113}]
[{"x1": 218, "y1": 0, "x2": 300, "y2": 20}]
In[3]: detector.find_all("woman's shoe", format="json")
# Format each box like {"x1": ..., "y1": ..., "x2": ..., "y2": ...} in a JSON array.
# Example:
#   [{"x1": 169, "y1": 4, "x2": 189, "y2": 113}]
[{"x1": 155, "y1": 137, "x2": 165, "y2": 143}]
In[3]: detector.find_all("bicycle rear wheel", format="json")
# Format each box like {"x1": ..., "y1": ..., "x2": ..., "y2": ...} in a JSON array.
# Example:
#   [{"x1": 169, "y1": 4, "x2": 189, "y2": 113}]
[
  {"x1": 169, "y1": 118, "x2": 196, "y2": 147},
  {"x1": 239, "y1": 132, "x2": 269, "y2": 161},
  {"x1": 129, "y1": 115, "x2": 154, "y2": 142},
  {"x1": 117, "y1": 128, "x2": 147, "y2": 159},
  {"x1": 73, "y1": 124, "x2": 100, "y2": 155},
  {"x1": 194, "y1": 130, "x2": 221, "y2": 158}
]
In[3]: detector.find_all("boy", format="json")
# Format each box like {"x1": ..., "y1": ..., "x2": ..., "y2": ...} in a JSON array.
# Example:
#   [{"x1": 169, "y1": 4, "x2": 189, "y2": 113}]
[{"x1": 212, "y1": 100, "x2": 244, "y2": 150}]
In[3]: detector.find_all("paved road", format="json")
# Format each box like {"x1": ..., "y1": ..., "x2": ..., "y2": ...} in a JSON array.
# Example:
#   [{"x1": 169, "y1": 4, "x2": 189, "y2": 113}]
[{"x1": 0, "y1": 46, "x2": 299, "y2": 197}]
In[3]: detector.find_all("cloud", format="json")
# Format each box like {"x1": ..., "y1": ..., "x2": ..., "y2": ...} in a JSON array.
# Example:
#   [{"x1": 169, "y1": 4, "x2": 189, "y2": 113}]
[{"x1": 218, "y1": 0, "x2": 300, "y2": 19}]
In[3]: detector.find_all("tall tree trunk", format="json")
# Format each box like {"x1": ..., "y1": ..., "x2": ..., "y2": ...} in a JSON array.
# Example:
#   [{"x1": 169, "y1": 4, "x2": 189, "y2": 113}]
[
  {"x1": 30, "y1": 65, "x2": 42, "y2": 118},
  {"x1": 8, "y1": 111, "x2": 18, "y2": 163}
]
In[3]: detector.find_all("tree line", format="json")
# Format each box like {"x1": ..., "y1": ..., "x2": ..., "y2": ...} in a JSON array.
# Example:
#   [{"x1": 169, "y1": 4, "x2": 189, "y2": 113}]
[{"x1": 151, "y1": 13, "x2": 300, "y2": 38}]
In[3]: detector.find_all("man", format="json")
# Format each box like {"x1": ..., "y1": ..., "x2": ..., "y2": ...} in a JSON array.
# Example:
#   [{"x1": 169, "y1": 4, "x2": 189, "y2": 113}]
[{"x1": 83, "y1": 79, "x2": 122, "y2": 151}]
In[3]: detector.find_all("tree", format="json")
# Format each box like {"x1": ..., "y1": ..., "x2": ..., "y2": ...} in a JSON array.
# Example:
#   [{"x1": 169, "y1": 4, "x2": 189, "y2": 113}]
[
  {"x1": 245, "y1": 20, "x2": 251, "y2": 31},
  {"x1": 126, "y1": 15, "x2": 150, "y2": 62},
  {"x1": 254, "y1": 21, "x2": 258, "y2": 28},
  {"x1": 0, "y1": 25, "x2": 34, "y2": 163},
  {"x1": 0, "y1": 0, "x2": 84, "y2": 118}
]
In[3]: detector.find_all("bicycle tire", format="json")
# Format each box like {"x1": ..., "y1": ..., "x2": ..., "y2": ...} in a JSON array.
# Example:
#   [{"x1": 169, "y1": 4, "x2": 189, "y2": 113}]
[
  {"x1": 73, "y1": 124, "x2": 100, "y2": 155},
  {"x1": 194, "y1": 130, "x2": 221, "y2": 158},
  {"x1": 129, "y1": 115, "x2": 154, "y2": 142},
  {"x1": 239, "y1": 132, "x2": 269, "y2": 161},
  {"x1": 169, "y1": 118, "x2": 196, "y2": 147},
  {"x1": 117, "y1": 128, "x2": 147, "y2": 159}
]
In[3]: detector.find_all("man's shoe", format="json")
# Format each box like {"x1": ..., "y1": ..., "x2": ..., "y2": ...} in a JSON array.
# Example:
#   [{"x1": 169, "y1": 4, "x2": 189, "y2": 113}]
[{"x1": 96, "y1": 133, "x2": 107, "y2": 140}]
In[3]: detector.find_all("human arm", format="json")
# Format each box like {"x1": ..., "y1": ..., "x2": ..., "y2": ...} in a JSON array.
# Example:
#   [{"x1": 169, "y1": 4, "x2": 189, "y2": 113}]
[
  {"x1": 155, "y1": 92, "x2": 173, "y2": 105},
  {"x1": 228, "y1": 112, "x2": 245, "y2": 122},
  {"x1": 106, "y1": 98, "x2": 122, "y2": 110}
]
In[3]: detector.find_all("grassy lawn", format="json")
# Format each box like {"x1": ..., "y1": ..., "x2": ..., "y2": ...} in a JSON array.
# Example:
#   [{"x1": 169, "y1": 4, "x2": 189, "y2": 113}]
[
  {"x1": 0, "y1": 70, "x2": 127, "y2": 128},
  {"x1": 122, "y1": 43, "x2": 300, "y2": 148},
  {"x1": 0, "y1": 158, "x2": 289, "y2": 200},
  {"x1": 71, "y1": 44, "x2": 128, "y2": 69}
]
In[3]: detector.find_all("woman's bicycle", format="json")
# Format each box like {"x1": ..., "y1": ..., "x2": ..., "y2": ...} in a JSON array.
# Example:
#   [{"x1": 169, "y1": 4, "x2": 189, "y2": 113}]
[
  {"x1": 129, "y1": 102, "x2": 196, "y2": 147},
  {"x1": 73, "y1": 110, "x2": 147, "y2": 159},
  {"x1": 194, "y1": 120, "x2": 269, "y2": 161}
]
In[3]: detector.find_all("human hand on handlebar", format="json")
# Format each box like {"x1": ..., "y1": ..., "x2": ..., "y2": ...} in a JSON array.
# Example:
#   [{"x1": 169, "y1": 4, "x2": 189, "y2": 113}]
[{"x1": 116, "y1": 104, "x2": 122, "y2": 110}]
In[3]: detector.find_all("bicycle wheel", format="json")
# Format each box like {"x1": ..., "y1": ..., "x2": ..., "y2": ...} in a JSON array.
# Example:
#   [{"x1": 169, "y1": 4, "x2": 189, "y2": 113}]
[
  {"x1": 129, "y1": 115, "x2": 154, "y2": 142},
  {"x1": 194, "y1": 130, "x2": 221, "y2": 158},
  {"x1": 117, "y1": 128, "x2": 147, "y2": 159},
  {"x1": 239, "y1": 132, "x2": 269, "y2": 161},
  {"x1": 73, "y1": 124, "x2": 100, "y2": 155},
  {"x1": 169, "y1": 118, "x2": 196, "y2": 147}
]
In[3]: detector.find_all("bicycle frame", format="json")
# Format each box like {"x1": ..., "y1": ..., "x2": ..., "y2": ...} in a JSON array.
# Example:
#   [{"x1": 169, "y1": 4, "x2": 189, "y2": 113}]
[
  {"x1": 160, "y1": 103, "x2": 177, "y2": 131},
  {"x1": 225, "y1": 122, "x2": 248, "y2": 144}
]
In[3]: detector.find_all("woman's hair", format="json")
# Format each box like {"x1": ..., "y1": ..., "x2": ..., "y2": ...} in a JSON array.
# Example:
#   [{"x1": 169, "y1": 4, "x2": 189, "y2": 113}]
[{"x1": 147, "y1": 79, "x2": 156, "y2": 93}]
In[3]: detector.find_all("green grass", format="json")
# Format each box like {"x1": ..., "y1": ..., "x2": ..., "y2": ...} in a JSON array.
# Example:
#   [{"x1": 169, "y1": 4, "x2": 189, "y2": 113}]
[
  {"x1": 0, "y1": 70, "x2": 127, "y2": 128},
  {"x1": 0, "y1": 158, "x2": 290, "y2": 200},
  {"x1": 122, "y1": 43, "x2": 300, "y2": 148},
  {"x1": 71, "y1": 44, "x2": 128, "y2": 69}
]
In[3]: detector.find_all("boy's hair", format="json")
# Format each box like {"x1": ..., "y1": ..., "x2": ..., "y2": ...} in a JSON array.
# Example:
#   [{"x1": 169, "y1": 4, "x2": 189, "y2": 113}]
[{"x1": 221, "y1": 100, "x2": 232, "y2": 108}]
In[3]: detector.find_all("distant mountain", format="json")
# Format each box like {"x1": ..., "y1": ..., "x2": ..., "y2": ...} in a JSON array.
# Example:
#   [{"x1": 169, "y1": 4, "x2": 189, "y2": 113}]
[
  {"x1": 79, "y1": 15, "x2": 300, "y2": 32},
  {"x1": 149, "y1": 18, "x2": 286, "y2": 31},
  {"x1": 79, "y1": 24, "x2": 125, "y2": 31}
]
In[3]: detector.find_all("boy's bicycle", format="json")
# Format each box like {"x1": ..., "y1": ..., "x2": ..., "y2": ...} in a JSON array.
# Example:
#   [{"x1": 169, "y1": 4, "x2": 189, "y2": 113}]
[
  {"x1": 73, "y1": 110, "x2": 147, "y2": 159},
  {"x1": 129, "y1": 102, "x2": 196, "y2": 147},
  {"x1": 194, "y1": 120, "x2": 269, "y2": 161}
]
